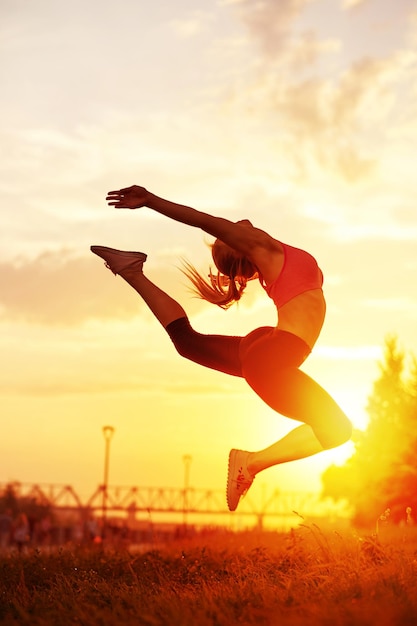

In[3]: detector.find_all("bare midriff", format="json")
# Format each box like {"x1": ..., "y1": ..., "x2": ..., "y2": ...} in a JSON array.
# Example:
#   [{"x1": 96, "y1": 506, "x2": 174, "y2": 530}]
[{"x1": 276, "y1": 289, "x2": 326, "y2": 350}]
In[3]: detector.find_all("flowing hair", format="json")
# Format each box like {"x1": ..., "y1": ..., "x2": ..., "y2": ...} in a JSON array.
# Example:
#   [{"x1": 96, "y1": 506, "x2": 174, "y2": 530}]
[{"x1": 181, "y1": 242, "x2": 256, "y2": 309}]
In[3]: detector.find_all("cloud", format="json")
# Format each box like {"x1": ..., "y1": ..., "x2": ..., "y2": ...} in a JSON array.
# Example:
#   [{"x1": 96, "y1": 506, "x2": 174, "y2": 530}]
[
  {"x1": 0, "y1": 251, "x2": 144, "y2": 326},
  {"x1": 215, "y1": 1, "x2": 417, "y2": 185},
  {"x1": 230, "y1": 0, "x2": 314, "y2": 58},
  {"x1": 342, "y1": 0, "x2": 368, "y2": 10},
  {"x1": 315, "y1": 345, "x2": 382, "y2": 360},
  {"x1": 286, "y1": 31, "x2": 342, "y2": 70},
  {"x1": 0, "y1": 248, "x2": 211, "y2": 327},
  {"x1": 227, "y1": 48, "x2": 416, "y2": 182},
  {"x1": 169, "y1": 11, "x2": 213, "y2": 38},
  {"x1": 362, "y1": 297, "x2": 417, "y2": 313}
]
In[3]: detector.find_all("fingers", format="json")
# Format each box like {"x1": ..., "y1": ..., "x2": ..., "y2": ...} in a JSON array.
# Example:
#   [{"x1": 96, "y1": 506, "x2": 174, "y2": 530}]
[
  {"x1": 107, "y1": 186, "x2": 134, "y2": 196},
  {"x1": 106, "y1": 193, "x2": 125, "y2": 207},
  {"x1": 106, "y1": 201, "x2": 130, "y2": 208},
  {"x1": 106, "y1": 190, "x2": 126, "y2": 207},
  {"x1": 105, "y1": 186, "x2": 142, "y2": 209}
]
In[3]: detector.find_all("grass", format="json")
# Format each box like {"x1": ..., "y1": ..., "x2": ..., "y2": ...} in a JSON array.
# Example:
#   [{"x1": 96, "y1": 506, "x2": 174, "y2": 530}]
[{"x1": 1, "y1": 524, "x2": 417, "y2": 625}]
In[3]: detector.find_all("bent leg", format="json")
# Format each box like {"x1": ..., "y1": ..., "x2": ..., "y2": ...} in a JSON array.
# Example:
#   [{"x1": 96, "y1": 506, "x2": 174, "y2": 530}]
[
  {"x1": 119, "y1": 268, "x2": 243, "y2": 376},
  {"x1": 242, "y1": 363, "x2": 352, "y2": 449},
  {"x1": 119, "y1": 267, "x2": 187, "y2": 328},
  {"x1": 239, "y1": 330, "x2": 352, "y2": 473},
  {"x1": 248, "y1": 424, "x2": 324, "y2": 475},
  {"x1": 165, "y1": 317, "x2": 243, "y2": 376},
  {"x1": 243, "y1": 365, "x2": 352, "y2": 476}
]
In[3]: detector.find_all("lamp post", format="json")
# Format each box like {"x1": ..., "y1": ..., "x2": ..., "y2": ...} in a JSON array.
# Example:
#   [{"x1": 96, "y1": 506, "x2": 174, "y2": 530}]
[
  {"x1": 102, "y1": 425, "x2": 115, "y2": 539},
  {"x1": 182, "y1": 454, "x2": 192, "y2": 529}
]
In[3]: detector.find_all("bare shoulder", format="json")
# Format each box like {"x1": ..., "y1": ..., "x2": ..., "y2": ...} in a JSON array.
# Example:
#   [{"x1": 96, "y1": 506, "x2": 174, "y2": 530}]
[
  {"x1": 247, "y1": 229, "x2": 284, "y2": 283},
  {"x1": 236, "y1": 221, "x2": 280, "y2": 250},
  {"x1": 214, "y1": 218, "x2": 284, "y2": 282}
]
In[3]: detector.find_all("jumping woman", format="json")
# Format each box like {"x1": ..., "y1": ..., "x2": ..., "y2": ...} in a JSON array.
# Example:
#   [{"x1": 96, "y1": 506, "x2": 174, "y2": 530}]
[{"x1": 91, "y1": 185, "x2": 352, "y2": 511}]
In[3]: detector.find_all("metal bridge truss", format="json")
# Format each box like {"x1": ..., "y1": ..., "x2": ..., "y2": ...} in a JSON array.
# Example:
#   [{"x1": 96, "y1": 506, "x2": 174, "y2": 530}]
[{"x1": 0, "y1": 482, "x2": 344, "y2": 520}]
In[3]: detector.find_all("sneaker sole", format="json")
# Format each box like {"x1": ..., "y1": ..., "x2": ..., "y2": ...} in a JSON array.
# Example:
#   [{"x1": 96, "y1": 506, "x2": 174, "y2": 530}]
[
  {"x1": 90, "y1": 246, "x2": 147, "y2": 262},
  {"x1": 226, "y1": 449, "x2": 243, "y2": 512}
]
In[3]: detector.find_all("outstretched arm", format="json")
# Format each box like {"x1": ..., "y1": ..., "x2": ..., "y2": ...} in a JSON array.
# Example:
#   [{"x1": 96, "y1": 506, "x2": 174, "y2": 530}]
[
  {"x1": 107, "y1": 185, "x2": 228, "y2": 233},
  {"x1": 106, "y1": 185, "x2": 279, "y2": 259}
]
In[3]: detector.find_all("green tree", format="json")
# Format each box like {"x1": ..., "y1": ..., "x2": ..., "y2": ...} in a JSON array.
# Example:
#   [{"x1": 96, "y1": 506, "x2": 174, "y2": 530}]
[
  {"x1": 379, "y1": 355, "x2": 417, "y2": 520},
  {"x1": 322, "y1": 336, "x2": 417, "y2": 527}
]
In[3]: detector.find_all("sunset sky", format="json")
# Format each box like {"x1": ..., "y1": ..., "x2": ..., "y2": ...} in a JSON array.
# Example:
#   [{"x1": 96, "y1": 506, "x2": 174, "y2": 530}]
[{"x1": 1, "y1": 0, "x2": 417, "y2": 511}]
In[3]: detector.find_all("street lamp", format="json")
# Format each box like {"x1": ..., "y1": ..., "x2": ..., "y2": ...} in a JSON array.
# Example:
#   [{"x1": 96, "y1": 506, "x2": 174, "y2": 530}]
[
  {"x1": 102, "y1": 425, "x2": 115, "y2": 539},
  {"x1": 182, "y1": 454, "x2": 192, "y2": 528}
]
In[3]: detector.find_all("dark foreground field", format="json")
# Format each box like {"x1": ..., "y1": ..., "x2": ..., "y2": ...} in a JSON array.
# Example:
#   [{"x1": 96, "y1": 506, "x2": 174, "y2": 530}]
[{"x1": 1, "y1": 525, "x2": 417, "y2": 626}]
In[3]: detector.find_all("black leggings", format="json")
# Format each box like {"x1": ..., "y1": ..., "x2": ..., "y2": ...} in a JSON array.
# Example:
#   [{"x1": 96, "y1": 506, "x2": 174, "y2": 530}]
[{"x1": 165, "y1": 317, "x2": 352, "y2": 448}]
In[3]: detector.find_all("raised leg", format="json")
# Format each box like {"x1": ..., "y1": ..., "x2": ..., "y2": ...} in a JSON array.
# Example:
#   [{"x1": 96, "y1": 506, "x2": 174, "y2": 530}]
[
  {"x1": 117, "y1": 266, "x2": 243, "y2": 376},
  {"x1": 119, "y1": 268, "x2": 187, "y2": 328},
  {"x1": 91, "y1": 245, "x2": 187, "y2": 328}
]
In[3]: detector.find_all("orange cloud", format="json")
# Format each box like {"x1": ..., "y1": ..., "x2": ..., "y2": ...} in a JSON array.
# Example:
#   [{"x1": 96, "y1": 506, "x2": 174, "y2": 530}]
[
  {"x1": 0, "y1": 250, "x2": 210, "y2": 327},
  {"x1": 0, "y1": 251, "x2": 141, "y2": 326}
]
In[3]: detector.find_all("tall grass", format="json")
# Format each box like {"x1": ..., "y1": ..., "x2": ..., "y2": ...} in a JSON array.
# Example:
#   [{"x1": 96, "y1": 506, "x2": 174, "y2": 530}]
[{"x1": 1, "y1": 524, "x2": 417, "y2": 625}]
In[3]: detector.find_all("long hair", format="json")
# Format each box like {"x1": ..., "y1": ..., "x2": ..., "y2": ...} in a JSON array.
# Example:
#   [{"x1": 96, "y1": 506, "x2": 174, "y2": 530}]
[{"x1": 181, "y1": 241, "x2": 257, "y2": 309}]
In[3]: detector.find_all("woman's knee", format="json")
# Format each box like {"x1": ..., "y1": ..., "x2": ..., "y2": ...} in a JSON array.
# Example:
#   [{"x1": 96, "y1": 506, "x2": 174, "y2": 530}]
[
  {"x1": 165, "y1": 316, "x2": 194, "y2": 356},
  {"x1": 314, "y1": 414, "x2": 353, "y2": 449},
  {"x1": 164, "y1": 315, "x2": 243, "y2": 376}
]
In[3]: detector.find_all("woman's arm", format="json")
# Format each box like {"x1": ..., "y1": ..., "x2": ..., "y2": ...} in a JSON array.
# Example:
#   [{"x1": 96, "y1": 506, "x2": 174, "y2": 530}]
[{"x1": 106, "y1": 185, "x2": 278, "y2": 258}]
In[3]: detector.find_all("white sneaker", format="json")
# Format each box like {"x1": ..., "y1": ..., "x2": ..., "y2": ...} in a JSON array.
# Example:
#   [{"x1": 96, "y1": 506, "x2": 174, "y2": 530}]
[
  {"x1": 91, "y1": 246, "x2": 147, "y2": 275},
  {"x1": 226, "y1": 449, "x2": 254, "y2": 512}
]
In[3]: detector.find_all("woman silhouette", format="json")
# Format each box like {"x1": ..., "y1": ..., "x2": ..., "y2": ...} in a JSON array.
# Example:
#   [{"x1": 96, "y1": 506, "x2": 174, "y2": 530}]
[{"x1": 91, "y1": 185, "x2": 352, "y2": 511}]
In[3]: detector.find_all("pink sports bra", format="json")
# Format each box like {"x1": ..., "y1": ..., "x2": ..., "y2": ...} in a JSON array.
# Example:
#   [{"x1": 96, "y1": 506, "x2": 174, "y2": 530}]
[{"x1": 260, "y1": 242, "x2": 323, "y2": 308}]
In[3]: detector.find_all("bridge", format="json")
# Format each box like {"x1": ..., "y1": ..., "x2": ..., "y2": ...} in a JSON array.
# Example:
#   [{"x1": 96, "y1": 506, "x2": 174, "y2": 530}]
[{"x1": 0, "y1": 481, "x2": 349, "y2": 528}]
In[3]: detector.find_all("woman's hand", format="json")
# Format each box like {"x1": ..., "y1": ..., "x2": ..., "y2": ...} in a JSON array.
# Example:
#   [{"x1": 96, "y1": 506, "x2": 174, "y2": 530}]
[{"x1": 106, "y1": 185, "x2": 149, "y2": 209}]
